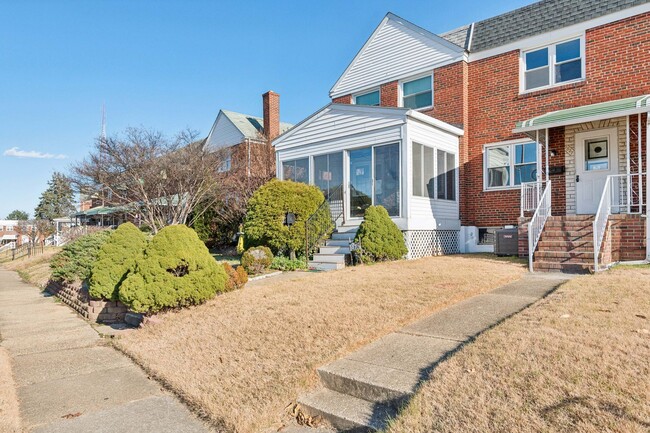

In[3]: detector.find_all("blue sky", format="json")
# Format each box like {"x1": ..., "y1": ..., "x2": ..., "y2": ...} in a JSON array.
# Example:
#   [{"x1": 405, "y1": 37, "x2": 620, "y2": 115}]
[{"x1": 0, "y1": 0, "x2": 535, "y2": 219}]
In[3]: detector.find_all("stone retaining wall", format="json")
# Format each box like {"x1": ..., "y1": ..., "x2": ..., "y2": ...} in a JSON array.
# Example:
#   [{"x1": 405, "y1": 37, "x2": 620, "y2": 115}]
[{"x1": 46, "y1": 280, "x2": 128, "y2": 324}]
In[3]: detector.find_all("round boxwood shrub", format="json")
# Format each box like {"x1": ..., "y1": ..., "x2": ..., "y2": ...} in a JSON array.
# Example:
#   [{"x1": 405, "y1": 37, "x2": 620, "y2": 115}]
[
  {"x1": 119, "y1": 224, "x2": 228, "y2": 314},
  {"x1": 222, "y1": 262, "x2": 248, "y2": 291},
  {"x1": 89, "y1": 222, "x2": 148, "y2": 301},
  {"x1": 241, "y1": 246, "x2": 273, "y2": 275},
  {"x1": 50, "y1": 230, "x2": 113, "y2": 283},
  {"x1": 354, "y1": 205, "x2": 407, "y2": 263},
  {"x1": 243, "y1": 179, "x2": 329, "y2": 258}
]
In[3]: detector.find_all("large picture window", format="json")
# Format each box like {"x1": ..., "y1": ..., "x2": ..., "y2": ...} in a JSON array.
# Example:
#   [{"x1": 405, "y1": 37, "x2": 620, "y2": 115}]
[
  {"x1": 485, "y1": 141, "x2": 537, "y2": 189},
  {"x1": 523, "y1": 37, "x2": 583, "y2": 91},
  {"x1": 282, "y1": 158, "x2": 309, "y2": 183}
]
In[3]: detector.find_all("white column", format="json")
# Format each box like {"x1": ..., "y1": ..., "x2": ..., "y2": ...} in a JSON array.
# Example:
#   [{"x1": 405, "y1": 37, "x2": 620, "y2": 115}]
[{"x1": 646, "y1": 113, "x2": 649, "y2": 261}]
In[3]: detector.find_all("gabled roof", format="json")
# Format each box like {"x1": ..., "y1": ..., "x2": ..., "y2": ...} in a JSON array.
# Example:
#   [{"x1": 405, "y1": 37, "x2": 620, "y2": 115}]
[
  {"x1": 440, "y1": 0, "x2": 650, "y2": 52},
  {"x1": 221, "y1": 109, "x2": 293, "y2": 140},
  {"x1": 330, "y1": 13, "x2": 465, "y2": 98}
]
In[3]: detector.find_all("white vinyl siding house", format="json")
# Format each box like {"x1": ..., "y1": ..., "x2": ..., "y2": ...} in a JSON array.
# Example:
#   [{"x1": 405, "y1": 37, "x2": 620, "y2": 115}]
[{"x1": 273, "y1": 104, "x2": 462, "y2": 258}]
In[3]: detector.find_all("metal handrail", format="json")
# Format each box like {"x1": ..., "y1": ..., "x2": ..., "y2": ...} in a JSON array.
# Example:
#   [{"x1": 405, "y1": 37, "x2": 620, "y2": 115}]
[
  {"x1": 304, "y1": 184, "x2": 345, "y2": 263},
  {"x1": 528, "y1": 180, "x2": 552, "y2": 272},
  {"x1": 520, "y1": 181, "x2": 547, "y2": 217},
  {"x1": 593, "y1": 177, "x2": 612, "y2": 272}
]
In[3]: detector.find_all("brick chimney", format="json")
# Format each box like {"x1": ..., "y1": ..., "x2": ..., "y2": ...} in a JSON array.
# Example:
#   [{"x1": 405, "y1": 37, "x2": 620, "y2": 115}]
[{"x1": 262, "y1": 90, "x2": 280, "y2": 141}]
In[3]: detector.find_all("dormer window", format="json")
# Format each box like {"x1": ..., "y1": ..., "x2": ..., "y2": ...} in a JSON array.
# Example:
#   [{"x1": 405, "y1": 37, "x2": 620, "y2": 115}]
[
  {"x1": 523, "y1": 37, "x2": 584, "y2": 92},
  {"x1": 354, "y1": 90, "x2": 380, "y2": 106},
  {"x1": 401, "y1": 75, "x2": 433, "y2": 109}
]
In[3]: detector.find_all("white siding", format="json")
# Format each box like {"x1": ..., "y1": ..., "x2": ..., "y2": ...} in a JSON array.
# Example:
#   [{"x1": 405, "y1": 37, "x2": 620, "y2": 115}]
[
  {"x1": 205, "y1": 112, "x2": 244, "y2": 151},
  {"x1": 405, "y1": 118, "x2": 460, "y2": 230},
  {"x1": 330, "y1": 15, "x2": 464, "y2": 98}
]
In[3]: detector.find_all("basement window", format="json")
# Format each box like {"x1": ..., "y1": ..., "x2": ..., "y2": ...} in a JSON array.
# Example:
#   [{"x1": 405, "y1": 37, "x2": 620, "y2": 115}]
[{"x1": 478, "y1": 228, "x2": 497, "y2": 245}]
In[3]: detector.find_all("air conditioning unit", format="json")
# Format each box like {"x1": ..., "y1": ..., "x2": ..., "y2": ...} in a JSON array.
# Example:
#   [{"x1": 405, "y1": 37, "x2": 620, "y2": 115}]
[{"x1": 495, "y1": 228, "x2": 519, "y2": 256}]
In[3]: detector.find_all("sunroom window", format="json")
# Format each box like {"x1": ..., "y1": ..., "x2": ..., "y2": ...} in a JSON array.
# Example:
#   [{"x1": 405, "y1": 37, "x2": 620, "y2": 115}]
[
  {"x1": 523, "y1": 37, "x2": 583, "y2": 91},
  {"x1": 354, "y1": 90, "x2": 380, "y2": 106},
  {"x1": 402, "y1": 76, "x2": 432, "y2": 109},
  {"x1": 485, "y1": 142, "x2": 537, "y2": 189},
  {"x1": 282, "y1": 158, "x2": 309, "y2": 183}
]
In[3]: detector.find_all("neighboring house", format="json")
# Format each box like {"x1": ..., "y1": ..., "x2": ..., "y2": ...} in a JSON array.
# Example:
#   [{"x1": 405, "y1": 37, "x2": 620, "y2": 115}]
[
  {"x1": 0, "y1": 220, "x2": 31, "y2": 246},
  {"x1": 274, "y1": 0, "x2": 650, "y2": 271},
  {"x1": 205, "y1": 91, "x2": 293, "y2": 179}
]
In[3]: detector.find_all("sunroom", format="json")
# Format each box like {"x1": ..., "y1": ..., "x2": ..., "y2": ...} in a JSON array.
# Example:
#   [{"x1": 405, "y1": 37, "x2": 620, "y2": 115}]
[
  {"x1": 514, "y1": 95, "x2": 650, "y2": 270},
  {"x1": 272, "y1": 103, "x2": 463, "y2": 259}
]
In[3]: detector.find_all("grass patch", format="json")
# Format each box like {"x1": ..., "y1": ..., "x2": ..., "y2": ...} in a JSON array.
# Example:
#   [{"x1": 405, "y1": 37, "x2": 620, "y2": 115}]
[
  {"x1": 113, "y1": 255, "x2": 525, "y2": 432},
  {"x1": 1, "y1": 247, "x2": 60, "y2": 288},
  {"x1": 210, "y1": 252, "x2": 240, "y2": 266},
  {"x1": 0, "y1": 347, "x2": 22, "y2": 433},
  {"x1": 385, "y1": 266, "x2": 650, "y2": 433}
]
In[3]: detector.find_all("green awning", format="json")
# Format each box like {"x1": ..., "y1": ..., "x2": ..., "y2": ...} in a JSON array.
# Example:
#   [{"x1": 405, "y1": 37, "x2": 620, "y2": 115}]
[{"x1": 514, "y1": 95, "x2": 650, "y2": 133}]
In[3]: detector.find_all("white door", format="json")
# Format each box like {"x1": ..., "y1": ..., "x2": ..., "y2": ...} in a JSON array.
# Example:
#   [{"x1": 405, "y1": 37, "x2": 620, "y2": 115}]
[{"x1": 575, "y1": 128, "x2": 618, "y2": 214}]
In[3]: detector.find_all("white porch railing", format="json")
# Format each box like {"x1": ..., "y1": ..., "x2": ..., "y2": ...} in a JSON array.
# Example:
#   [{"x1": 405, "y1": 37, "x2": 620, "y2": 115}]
[
  {"x1": 0, "y1": 242, "x2": 16, "y2": 253},
  {"x1": 593, "y1": 173, "x2": 646, "y2": 272},
  {"x1": 528, "y1": 180, "x2": 552, "y2": 272},
  {"x1": 520, "y1": 181, "x2": 547, "y2": 217}
]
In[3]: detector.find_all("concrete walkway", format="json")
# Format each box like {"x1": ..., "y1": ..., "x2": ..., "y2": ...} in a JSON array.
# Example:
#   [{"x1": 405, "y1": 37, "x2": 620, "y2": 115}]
[
  {"x1": 0, "y1": 269, "x2": 211, "y2": 433},
  {"x1": 297, "y1": 272, "x2": 572, "y2": 432}
]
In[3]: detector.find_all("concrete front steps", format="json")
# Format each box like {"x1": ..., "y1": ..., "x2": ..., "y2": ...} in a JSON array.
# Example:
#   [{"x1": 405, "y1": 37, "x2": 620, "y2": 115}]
[
  {"x1": 308, "y1": 226, "x2": 358, "y2": 271},
  {"x1": 533, "y1": 215, "x2": 599, "y2": 273}
]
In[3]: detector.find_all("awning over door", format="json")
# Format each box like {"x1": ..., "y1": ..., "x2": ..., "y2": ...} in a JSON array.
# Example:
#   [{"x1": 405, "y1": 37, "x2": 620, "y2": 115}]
[{"x1": 514, "y1": 95, "x2": 650, "y2": 133}]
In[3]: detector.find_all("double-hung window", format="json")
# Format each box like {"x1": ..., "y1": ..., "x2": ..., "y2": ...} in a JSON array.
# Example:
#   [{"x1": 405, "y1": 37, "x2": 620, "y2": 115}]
[
  {"x1": 282, "y1": 158, "x2": 309, "y2": 183},
  {"x1": 523, "y1": 37, "x2": 583, "y2": 91},
  {"x1": 485, "y1": 142, "x2": 537, "y2": 189},
  {"x1": 354, "y1": 90, "x2": 380, "y2": 106},
  {"x1": 401, "y1": 76, "x2": 432, "y2": 109},
  {"x1": 412, "y1": 143, "x2": 456, "y2": 200}
]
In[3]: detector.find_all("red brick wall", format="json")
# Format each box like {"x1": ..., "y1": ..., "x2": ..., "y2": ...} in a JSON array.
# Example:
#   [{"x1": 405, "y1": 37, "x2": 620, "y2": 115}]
[
  {"x1": 464, "y1": 11, "x2": 650, "y2": 227},
  {"x1": 601, "y1": 214, "x2": 647, "y2": 264},
  {"x1": 332, "y1": 95, "x2": 351, "y2": 104},
  {"x1": 380, "y1": 81, "x2": 399, "y2": 106}
]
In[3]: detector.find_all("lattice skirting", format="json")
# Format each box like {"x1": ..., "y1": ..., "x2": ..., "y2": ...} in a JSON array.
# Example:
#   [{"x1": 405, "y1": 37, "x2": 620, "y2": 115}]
[{"x1": 403, "y1": 230, "x2": 460, "y2": 259}]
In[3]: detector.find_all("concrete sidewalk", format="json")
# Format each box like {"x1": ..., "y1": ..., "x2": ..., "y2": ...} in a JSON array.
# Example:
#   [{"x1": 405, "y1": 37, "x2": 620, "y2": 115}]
[
  {"x1": 297, "y1": 272, "x2": 572, "y2": 432},
  {"x1": 0, "y1": 269, "x2": 211, "y2": 433}
]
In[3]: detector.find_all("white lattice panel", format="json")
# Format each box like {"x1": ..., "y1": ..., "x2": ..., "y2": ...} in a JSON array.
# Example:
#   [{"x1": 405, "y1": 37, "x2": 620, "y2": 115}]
[{"x1": 404, "y1": 230, "x2": 460, "y2": 259}]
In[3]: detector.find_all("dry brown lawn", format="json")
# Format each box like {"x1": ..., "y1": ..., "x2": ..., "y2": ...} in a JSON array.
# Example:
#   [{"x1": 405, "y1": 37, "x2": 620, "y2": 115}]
[
  {"x1": 1, "y1": 248, "x2": 60, "y2": 289},
  {"x1": 0, "y1": 347, "x2": 22, "y2": 433},
  {"x1": 113, "y1": 255, "x2": 525, "y2": 432},
  {"x1": 385, "y1": 265, "x2": 650, "y2": 433}
]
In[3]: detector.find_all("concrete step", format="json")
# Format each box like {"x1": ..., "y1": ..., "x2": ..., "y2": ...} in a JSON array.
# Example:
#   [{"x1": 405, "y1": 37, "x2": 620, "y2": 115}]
[
  {"x1": 308, "y1": 262, "x2": 345, "y2": 271},
  {"x1": 533, "y1": 261, "x2": 592, "y2": 273},
  {"x1": 319, "y1": 246, "x2": 351, "y2": 255},
  {"x1": 298, "y1": 388, "x2": 395, "y2": 432},
  {"x1": 326, "y1": 239, "x2": 350, "y2": 247},
  {"x1": 312, "y1": 253, "x2": 346, "y2": 264},
  {"x1": 317, "y1": 359, "x2": 416, "y2": 409},
  {"x1": 331, "y1": 232, "x2": 357, "y2": 241}
]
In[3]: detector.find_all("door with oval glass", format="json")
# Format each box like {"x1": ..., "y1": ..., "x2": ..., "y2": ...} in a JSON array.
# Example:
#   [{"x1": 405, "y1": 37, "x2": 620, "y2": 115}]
[{"x1": 575, "y1": 128, "x2": 618, "y2": 214}]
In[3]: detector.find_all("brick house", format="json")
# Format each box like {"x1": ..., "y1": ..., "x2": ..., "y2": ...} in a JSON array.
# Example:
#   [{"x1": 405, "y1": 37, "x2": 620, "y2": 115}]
[{"x1": 273, "y1": 0, "x2": 650, "y2": 272}]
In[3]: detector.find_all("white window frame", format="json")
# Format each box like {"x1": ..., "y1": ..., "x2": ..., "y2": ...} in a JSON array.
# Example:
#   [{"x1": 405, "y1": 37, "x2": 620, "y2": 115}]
[
  {"x1": 483, "y1": 139, "x2": 539, "y2": 191},
  {"x1": 519, "y1": 35, "x2": 585, "y2": 94},
  {"x1": 352, "y1": 88, "x2": 380, "y2": 106},
  {"x1": 399, "y1": 73, "x2": 434, "y2": 111},
  {"x1": 411, "y1": 142, "x2": 457, "y2": 202},
  {"x1": 436, "y1": 148, "x2": 457, "y2": 202},
  {"x1": 281, "y1": 158, "x2": 310, "y2": 183},
  {"x1": 217, "y1": 148, "x2": 232, "y2": 173}
]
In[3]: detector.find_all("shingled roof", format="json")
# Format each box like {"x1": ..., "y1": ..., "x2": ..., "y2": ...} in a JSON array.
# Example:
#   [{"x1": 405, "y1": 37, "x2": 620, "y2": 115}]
[
  {"x1": 221, "y1": 110, "x2": 293, "y2": 140},
  {"x1": 440, "y1": 0, "x2": 649, "y2": 52}
]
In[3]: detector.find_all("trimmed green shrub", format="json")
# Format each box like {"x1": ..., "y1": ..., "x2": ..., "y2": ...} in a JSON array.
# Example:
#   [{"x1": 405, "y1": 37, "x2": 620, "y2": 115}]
[
  {"x1": 354, "y1": 205, "x2": 407, "y2": 263},
  {"x1": 243, "y1": 179, "x2": 329, "y2": 257},
  {"x1": 89, "y1": 222, "x2": 148, "y2": 301},
  {"x1": 222, "y1": 263, "x2": 248, "y2": 291},
  {"x1": 50, "y1": 230, "x2": 113, "y2": 283},
  {"x1": 241, "y1": 246, "x2": 273, "y2": 275},
  {"x1": 119, "y1": 225, "x2": 228, "y2": 314},
  {"x1": 270, "y1": 256, "x2": 308, "y2": 271}
]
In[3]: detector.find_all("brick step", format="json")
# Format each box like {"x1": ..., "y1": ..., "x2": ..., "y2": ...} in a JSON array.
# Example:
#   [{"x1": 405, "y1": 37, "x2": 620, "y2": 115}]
[
  {"x1": 539, "y1": 230, "x2": 594, "y2": 240},
  {"x1": 534, "y1": 250, "x2": 595, "y2": 260},
  {"x1": 533, "y1": 261, "x2": 592, "y2": 274},
  {"x1": 547, "y1": 215, "x2": 595, "y2": 222},
  {"x1": 537, "y1": 240, "x2": 594, "y2": 251},
  {"x1": 543, "y1": 221, "x2": 595, "y2": 229}
]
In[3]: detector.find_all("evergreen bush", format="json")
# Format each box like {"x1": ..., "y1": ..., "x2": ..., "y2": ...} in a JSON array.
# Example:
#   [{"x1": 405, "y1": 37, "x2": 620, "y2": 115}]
[
  {"x1": 241, "y1": 246, "x2": 273, "y2": 274},
  {"x1": 222, "y1": 262, "x2": 248, "y2": 291},
  {"x1": 243, "y1": 179, "x2": 329, "y2": 257},
  {"x1": 354, "y1": 205, "x2": 407, "y2": 263},
  {"x1": 89, "y1": 222, "x2": 148, "y2": 301},
  {"x1": 50, "y1": 230, "x2": 113, "y2": 283},
  {"x1": 119, "y1": 225, "x2": 228, "y2": 314}
]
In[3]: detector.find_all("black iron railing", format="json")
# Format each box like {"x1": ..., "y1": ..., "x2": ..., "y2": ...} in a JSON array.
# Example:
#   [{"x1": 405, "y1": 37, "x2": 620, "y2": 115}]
[{"x1": 305, "y1": 184, "x2": 345, "y2": 263}]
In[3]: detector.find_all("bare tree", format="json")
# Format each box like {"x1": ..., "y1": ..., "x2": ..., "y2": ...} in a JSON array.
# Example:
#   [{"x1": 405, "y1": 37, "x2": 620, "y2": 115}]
[{"x1": 71, "y1": 127, "x2": 222, "y2": 234}]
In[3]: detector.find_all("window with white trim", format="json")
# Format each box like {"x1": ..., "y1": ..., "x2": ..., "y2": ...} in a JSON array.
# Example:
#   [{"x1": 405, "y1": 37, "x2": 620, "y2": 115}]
[
  {"x1": 217, "y1": 149, "x2": 232, "y2": 173},
  {"x1": 485, "y1": 142, "x2": 537, "y2": 189},
  {"x1": 282, "y1": 158, "x2": 309, "y2": 183},
  {"x1": 354, "y1": 90, "x2": 380, "y2": 106},
  {"x1": 401, "y1": 76, "x2": 432, "y2": 109},
  {"x1": 412, "y1": 143, "x2": 456, "y2": 200},
  {"x1": 523, "y1": 37, "x2": 583, "y2": 91}
]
